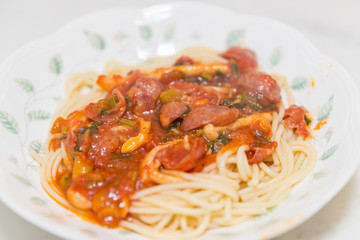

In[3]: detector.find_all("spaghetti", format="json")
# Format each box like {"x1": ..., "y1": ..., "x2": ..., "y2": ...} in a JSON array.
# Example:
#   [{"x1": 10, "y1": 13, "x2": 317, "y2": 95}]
[{"x1": 39, "y1": 46, "x2": 317, "y2": 239}]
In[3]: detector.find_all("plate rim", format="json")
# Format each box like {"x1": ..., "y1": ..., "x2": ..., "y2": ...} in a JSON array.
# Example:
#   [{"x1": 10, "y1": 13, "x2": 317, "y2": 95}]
[{"x1": 0, "y1": 2, "x2": 360, "y2": 239}]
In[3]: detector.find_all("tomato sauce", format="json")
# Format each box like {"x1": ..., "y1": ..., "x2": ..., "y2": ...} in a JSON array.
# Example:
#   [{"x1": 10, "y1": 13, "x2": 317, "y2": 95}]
[{"x1": 48, "y1": 47, "x2": 309, "y2": 227}]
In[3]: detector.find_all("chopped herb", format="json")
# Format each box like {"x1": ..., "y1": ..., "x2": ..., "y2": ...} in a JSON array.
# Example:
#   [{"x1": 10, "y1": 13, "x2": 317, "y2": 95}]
[
  {"x1": 217, "y1": 135, "x2": 232, "y2": 144},
  {"x1": 184, "y1": 75, "x2": 206, "y2": 85},
  {"x1": 125, "y1": 96, "x2": 132, "y2": 108},
  {"x1": 86, "y1": 180, "x2": 96, "y2": 189},
  {"x1": 230, "y1": 58, "x2": 240, "y2": 78},
  {"x1": 208, "y1": 142, "x2": 215, "y2": 153},
  {"x1": 174, "y1": 61, "x2": 186, "y2": 66},
  {"x1": 304, "y1": 115, "x2": 311, "y2": 126},
  {"x1": 195, "y1": 129, "x2": 203, "y2": 137},
  {"x1": 110, "y1": 153, "x2": 131, "y2": 159},
  {"x1": 253, "y1": 132, "x2": 272, "y2": 146},
  {"x1": 160, "y1": 89, "x2": 184, "y2": 103},
  {"x1": 220, "y1": 97, "x2": 235, "y2": 106},
  {"x1": 182, "y1": 105, "x2": 191, "y2": 117},
  {"x1": 62, "y1": 126, "x2": 68, "y2": 134},
  {"x1": 235, "y1": 93, "x2": 263, "y2": 111},
  {"x1": 118, "y1": 118, "x2": 137, "y2": 127},
  {"x1": 207, "y1": 135, "x2": 232, "y2": 153},
  {"x1": 135, "y1": 127, "x2": 139, "y2": 132},
  {"x1": 162, "y1": 135, "x2": 172, "y2": 142},
  {"x1": 153, "y1": 117, "x2": 160, "y2": 123},
  {"x1": 229, "y1": 102, "x2": 246, "y2": 109},
  {"x1": 108, "y1": 96, "x2": 117, "y2": 107},
  {"x1": 267, "y1": 103, "x2": 277, "y2": 111},
  {"x1": 99, "y1": 108, "x2": 110, "y2": 117},
  {"x1": 201, "y1": 72, "x2": 213, "y2": 80},
  {"x1": 80, "y1": 124, "x2": 99, "y2": 136},
  {"x1": 215, "y1": 70, "x2": 224, "y2": 77},
  {"x1": 236, "y1": 93, "x2": 245, "y2": 100},
  {"x1": 59, "y1": 135, "x2": 67, "y2": 141},
  {"x1": 74, "y1": 145, "x2": 82, "y2": 152},
  {"x1": 113, "y1": 177, "x2": 121, "y2": 185},
  {"x1": 208, "y1": 141, "x2": 224, "y2": 154},
  {"x1": 165, "y1": 119, "x2": 182, "y2": 133},
  {"x1": 131, "y1": 172, "x2": 138, "y2": 189},
  {"x1": 74, "y1": 125, "x2": 95, "y2": 151},
  {"x1": 59, "y1": 173, "x2": 71, "y2": 190},
  {"x1": 97, "y1": 96, "x2": 119, "y2": 117},
  {"x1": 161, "y1": 134, "x2": 181, "y2": 142},
  {"x1": 246, "y1": 98, "x2": 263, "y2": 110}
]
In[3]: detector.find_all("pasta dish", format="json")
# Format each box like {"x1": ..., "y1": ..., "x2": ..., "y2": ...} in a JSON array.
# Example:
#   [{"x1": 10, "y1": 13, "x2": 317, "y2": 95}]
[{"x1": 39, "y1": 46, "x2": 317, "y2": 239}]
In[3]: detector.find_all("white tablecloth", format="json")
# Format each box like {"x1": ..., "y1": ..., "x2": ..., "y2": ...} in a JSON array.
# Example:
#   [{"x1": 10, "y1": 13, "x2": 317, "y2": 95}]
[{"x1": 0, "y1": 0, "x2": 359, "y2": 239}]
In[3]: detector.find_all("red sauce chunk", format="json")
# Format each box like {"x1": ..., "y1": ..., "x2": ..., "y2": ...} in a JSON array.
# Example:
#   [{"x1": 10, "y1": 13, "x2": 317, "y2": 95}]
[
  {"x1": 47, "y1": 46, "x2": 310, "y2": 228},
  {"x1": 221, "y1": 47, "x2": 258, "y2": 71},
  {"x1": 284, "y1": 105, "x2": 310, "y2": 137},
  {"x1": 174, "y1": 56, "x2": 195, "y2": 66},
  {"x1": 181, "y1": 105, "x2": 239, "y2": 132},
  {"x1": 228, "y1": 119, "x2": 277, "y2": 164},
  {"x1": 156, "y1": 137, "x2": 206, "y2": 171}
]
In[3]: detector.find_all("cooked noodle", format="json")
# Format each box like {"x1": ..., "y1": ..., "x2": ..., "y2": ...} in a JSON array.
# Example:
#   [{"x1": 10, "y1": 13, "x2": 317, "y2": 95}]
[{"x1": 39, "y1": 46, "x2": 317, "y2": 239}]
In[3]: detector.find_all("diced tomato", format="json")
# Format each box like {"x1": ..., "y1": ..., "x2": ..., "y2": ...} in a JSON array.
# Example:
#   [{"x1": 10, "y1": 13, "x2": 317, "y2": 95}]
[
  {"x1": 174, "y1": 56, "x2": 194, "y2": 66},
  {"x1": 84, "y1": 89, "x2": 126, "y2": 122},
  {"x1": 169, "y1": 81, "x2": 201, "y2": 94},
  {"x1": 156, "y1": 137, "x2": 206, "y2": 171},
  {"x1": 128, "y1": 76, "x2": 162, "y2": 116},
  {"x1": 51, "y1": 117, "x2": 65, "y2": 134},
  {"x1": 284, "y1": 105, "x2": 310, "y2": 137},
  {"x1": 96, "y1": 74, "x2": 123, "y2": 91},
  {"x1": 159, "y1": 70, "x2": 183, "y2": 84},
  {"x1": 159, "y1": 102, "x2": 188, "y2": 128},
  {"x1": 87, "y1": 126, "x2": 121, "y2": 168},
  {"x1": 221, "y1": 47, "x2": 258, "y2": 71},
  {"x1": 238, "y1": 72, "x2": 281, "y2": 103},
  {"x1": 181, "y1": 104, "x2": 239, "y2": 132},
  {"x1": 187, "y1": 88, "x2": 221, "y2": 107},
  {"x1": 49, "y1": 137, "x2": 61, "y2": 151}
]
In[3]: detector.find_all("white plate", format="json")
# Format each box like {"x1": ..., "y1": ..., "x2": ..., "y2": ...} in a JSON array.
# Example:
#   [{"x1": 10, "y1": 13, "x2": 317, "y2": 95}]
[{"x1": 0, "y1": 2, "x2": 359, "y2": 240}]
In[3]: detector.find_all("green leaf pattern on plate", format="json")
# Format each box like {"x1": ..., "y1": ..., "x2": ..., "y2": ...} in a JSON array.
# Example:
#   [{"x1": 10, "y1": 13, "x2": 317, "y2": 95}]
[
  {"x1": 139, "y1": 25, "x2": 152, "y2": 40},
  {"x1": 29, "y1": 164, "x2": 41, "y2": 173},
  {"x1": 49, "y1": 55, "x2": 62, "y2": 75},
  {"x1": 119, "y1": 229, "x2": 134, "y2": 235},
  {"x1": 113, "y1": 32, "x2": 128, "y2": 41},
  {"x1": 320, "y1": 144, "x2": 339, "y2": 160},
  {"x1": 12, "y1": 173, "x2": 32, "y2": 187},
  {"x1": 253, "y1": 207, "x2": 276, "y2": 220},
  {"x1": 226, "y1": 29, "x2": 245, "y2": 47},
  {"x1": 213, "y1": 232, "x2": 236, "y2": 237},
  {"x1": 164, "y1": 25, "x2": 175, "y2": 41},
  {"x1": 53, "y1": 96, "x2": 62, "y2": 102},
  {"x1": 30, "y1": 197, "x2": 46, "y2": 206},
  {"x1": 324, "y1": 128, "x2": 334, "y2": 143},
  {"x1": 29, "y1": 140, "x2": 42, "y2": 154},
  {"x1": 84, "y1": 31, "x2": 105, "y2": 50},
  {"x1": 291, "y1": 77, "x2": 309, "y2": 90},
  {"x1": 0, "y1": 111, "x2": 19, "y2": 134},
  {"x1": 270, "y1": 46, "x2": 282, "y2": 66},
  {"x1": 313, "y1": 171, "x2": 327, "y2": 179},
  {"x1": 9, "y1": 155, "x2": 17, "y2": 166},
  {"x1": 28, "y1": 110, "x2": 51, "y2": 122},
  {"x1": 15, "y1": 78, "x2": 34, "y2": 93},
  {"x1": 190, "y1": 31, "x2": 201, "y2": 40},
  {"x1": 317, "y1": 94, "x2": 334, "y2": 121}
]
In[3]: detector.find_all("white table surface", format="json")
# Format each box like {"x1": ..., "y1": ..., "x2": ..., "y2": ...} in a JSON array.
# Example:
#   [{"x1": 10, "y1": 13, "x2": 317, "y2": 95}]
[{"x1": 1, "y1": 0, "x2": 359, "y2": 239}]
